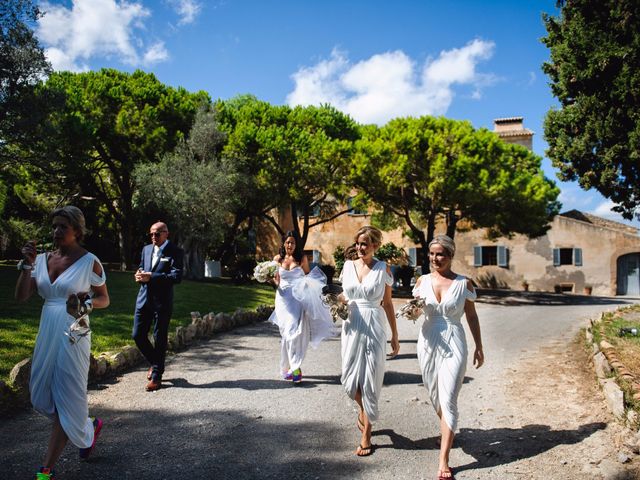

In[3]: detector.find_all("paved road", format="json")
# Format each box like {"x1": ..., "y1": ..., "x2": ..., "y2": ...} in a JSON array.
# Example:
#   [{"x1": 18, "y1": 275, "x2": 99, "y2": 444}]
[{"x1": 2, "y1": 294, "x2": 639, "y2": 479}]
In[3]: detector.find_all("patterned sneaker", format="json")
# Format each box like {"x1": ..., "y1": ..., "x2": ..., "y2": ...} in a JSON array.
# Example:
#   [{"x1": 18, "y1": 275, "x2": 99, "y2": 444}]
[
  {"x1": 282, "y1": 370, "x2": 293, "y2": 380},
  {"x1": 79, "y1": 417, "x2": 103, "y2": 460},
  {"x1": 35, "y1": 467, "x2": 55, "y2": 479},
  {"x1": 292, "y1": 368, "x2": 302, "y2": 383}
]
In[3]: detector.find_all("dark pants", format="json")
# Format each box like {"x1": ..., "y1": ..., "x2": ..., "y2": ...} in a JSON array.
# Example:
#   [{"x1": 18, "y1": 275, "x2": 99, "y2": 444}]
[{"x1": 133, "y1": 303, "x2": 171, "y2": 379}]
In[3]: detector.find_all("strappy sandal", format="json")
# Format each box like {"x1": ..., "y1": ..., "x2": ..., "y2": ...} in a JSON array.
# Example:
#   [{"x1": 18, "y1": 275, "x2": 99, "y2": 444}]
[
  {"x1": 437, "y1": 470, "x2": 455, "y2": 480},
  {"x1": 356, "y1": 443, "x2": 374, "y2": 456}
]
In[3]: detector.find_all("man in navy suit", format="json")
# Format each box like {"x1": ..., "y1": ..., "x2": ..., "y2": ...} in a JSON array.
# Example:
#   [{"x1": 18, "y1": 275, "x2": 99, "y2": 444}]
[{"x1": 133, "y1": 222, "x2": 184, "y2": 391}]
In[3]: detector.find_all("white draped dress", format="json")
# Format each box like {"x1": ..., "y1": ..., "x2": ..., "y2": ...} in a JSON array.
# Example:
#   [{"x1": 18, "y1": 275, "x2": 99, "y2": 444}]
[
  {"x1": 30, "y1": 252, "x2": 106, "y2": 448},
  {"x1": 413, "y1": 273, "x2": 476, "y2": 432},
  {"x1": 340, "y1": 260, "x2": 393, "y2": 421},
  {"x1": 268, "y1": 266, "x2": 335, "y2": 373}
]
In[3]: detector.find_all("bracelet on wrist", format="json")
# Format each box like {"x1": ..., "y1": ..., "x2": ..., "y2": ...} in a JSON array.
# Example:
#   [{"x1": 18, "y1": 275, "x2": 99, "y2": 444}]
[{"x1": 17, "y1": 259, "x2": 33, "y2": 271}]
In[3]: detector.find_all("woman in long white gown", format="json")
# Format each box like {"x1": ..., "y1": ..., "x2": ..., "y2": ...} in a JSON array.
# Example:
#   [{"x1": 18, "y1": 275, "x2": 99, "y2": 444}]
[
  {"x1": 15, "y1": 206, "x2": 110, "y2": 480},
  {"x1": 268, "y1": 231, "x2": 335, "y2": 383},
  {"x1": 412, "y1": 234, "x2": 483, "y2": 480},
  {"x1": 339, "y1": 226, "x2": 400, "y2": 457}
]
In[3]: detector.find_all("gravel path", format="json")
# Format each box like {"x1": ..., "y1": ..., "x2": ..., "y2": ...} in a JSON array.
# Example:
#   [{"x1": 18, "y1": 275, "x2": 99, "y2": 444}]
[{"x1": 2, "y1": 295, "x2": 640, "y2": 479}]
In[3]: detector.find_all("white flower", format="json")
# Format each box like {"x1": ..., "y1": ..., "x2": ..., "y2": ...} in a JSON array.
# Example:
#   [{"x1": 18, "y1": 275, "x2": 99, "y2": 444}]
[
  {"x1": 253, "y1": 260, "x2": 279, "y2": 283},
  {"x1": 396, "y1": 298, "x2": 425, "y2": 323}
]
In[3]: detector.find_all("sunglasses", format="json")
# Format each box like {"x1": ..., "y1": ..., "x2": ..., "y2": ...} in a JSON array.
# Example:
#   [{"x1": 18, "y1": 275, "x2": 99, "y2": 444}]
[{"x1": 149, "y1": 231, "x2": 167, "y2": 237}]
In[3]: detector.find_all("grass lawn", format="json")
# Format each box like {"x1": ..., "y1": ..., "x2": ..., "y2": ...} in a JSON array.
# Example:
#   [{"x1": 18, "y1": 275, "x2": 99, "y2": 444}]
[{"x1": 0, "y1": 265, "x2": 274, "y2": 382}]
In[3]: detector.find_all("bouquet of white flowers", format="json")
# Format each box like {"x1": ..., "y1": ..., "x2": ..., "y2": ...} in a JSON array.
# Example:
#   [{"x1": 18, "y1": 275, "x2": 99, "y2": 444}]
[
  {"x1": 395, "y1": 298, "x2": 425, "y2": 323},
  {"x1": 321, "y1": 284, "x2": 349, "y2": 322},
  {"x1": 253, "y1": 260, "x2": 279, "y2": 283}
]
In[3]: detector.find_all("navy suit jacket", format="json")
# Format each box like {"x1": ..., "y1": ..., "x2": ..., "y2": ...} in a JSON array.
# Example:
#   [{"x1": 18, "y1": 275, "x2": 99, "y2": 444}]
[{"x1": 135, "y1": 241, "x2": 184, "y2": 312}]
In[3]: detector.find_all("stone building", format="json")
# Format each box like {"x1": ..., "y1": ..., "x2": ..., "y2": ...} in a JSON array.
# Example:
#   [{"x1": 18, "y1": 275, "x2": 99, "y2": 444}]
[{"x1": 260, "y1": 117, "x2": 640, "y2": 296}]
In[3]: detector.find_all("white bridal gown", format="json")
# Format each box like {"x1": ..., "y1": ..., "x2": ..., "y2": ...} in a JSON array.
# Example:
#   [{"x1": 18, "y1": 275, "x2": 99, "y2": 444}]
[
  {"x1": 268, "y1": 266, "x2": 335, "y2": 373},
  {"x1": 413, "y1": 274, "x2": 476, "y2": 432},
  {"x1": 340, "y1": 259, "x2": 393, "y2": 421},
  {"x1": 30, "y1": 252, "x2": 106, "y2": 448}
]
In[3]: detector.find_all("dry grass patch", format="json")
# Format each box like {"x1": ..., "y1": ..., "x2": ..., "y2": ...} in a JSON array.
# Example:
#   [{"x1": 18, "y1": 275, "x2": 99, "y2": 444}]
[{"x1": 599, "y1": 306, "x2": 640, "y2": 379}]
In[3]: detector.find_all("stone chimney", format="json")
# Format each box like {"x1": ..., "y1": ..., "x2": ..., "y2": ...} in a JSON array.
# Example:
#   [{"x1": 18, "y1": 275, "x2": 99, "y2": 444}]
[{"x1": 493, "y1": 117, "x2": 533, "y2": 151}]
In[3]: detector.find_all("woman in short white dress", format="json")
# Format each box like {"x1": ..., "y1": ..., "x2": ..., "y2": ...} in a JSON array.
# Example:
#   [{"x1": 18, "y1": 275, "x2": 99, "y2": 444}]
[
  {"x1": 269, "y1": 231, "x2": 334, "y2": 383},
  {"x1": 413, "y1": 234, "x2": 483, "y2": 480},
  {"x1": 340, "y1": 226, "x2": 400, "y2": 457},
  {"x1": 15, "y1": 206, "x2": 110, "y2": 480}
]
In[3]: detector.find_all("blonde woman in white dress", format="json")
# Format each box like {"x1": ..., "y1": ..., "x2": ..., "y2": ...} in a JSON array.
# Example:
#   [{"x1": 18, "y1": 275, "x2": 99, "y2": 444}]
[
  {"x1": 339, "y1": 226, "x2": 400, "y2": 457},
  {"x1": 412, "y1": 234, "x2": 483, "y2": 480},
  {"x1": 15, "y1": 206, "x2": 110, "y2": 480},
  {"x1": 268, "y1": 231, "x2": 334, "y2": 383}
]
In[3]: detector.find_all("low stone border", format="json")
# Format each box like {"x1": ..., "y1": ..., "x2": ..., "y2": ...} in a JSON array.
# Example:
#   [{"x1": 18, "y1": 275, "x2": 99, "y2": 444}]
[
  {"x1": 587, "y1": 308, "x2": 640, "y2": 460},
  {"x1": 587, "y1": 310, "x2": 637, "y2": 423},
  {"x1": 1, "y1": 304, "x2": 274, "y2": 415}
]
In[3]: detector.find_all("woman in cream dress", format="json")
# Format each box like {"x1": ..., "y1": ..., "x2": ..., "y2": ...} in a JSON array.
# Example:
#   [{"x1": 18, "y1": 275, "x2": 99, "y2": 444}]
[
  {"x1": 15, "y1": 206, "x2": 110, "y2": 480},
  {"x1": 413, "y1": 234, "x2": 483, "y2": 480},
  {"x1": 340, "y1": 226, "x2": 400, "y2": 456},
  {"x1": 269, "y1": 231, "x2": 334, "y2": 383}
]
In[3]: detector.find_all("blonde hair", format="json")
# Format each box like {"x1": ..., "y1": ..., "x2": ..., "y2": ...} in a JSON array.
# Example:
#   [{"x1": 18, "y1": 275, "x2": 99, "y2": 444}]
[
  {"x1": 51, "y1": 205, "x2": 87, "y2": 242},
  {"x1": 354, "y1": 225, "x2": 383, "y2": 249},
  {"x1": 428, "y1": 234, "x2": 455, "y2": 258}
]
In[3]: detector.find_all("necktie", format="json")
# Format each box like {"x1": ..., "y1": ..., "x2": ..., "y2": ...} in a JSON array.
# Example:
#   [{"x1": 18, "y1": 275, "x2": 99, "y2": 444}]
[{"x1": 152, "y1": 247, "x2": 162, "y2": 268}]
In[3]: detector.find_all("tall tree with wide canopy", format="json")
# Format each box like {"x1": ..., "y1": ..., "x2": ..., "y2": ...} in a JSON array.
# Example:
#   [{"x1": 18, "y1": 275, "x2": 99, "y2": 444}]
[
  {"x1": 0, "y1": 0, "x2": 52, "y2": 255},
  {"x1": 351, "y1": 116, "x2": 561, "y2": 265},
  {"x1": 135, "y1": 106, "x2": 244, "y2": 279},
  {"x1": 25, "y1": 69, "x2": 209, "y2": 268},
  {"x1": 542, "y1": 0, "x2": 640, "y2": 219},
  {"x1": 218, "y1": 97, "x2": 359, "y2": 250},
  {"x1": 0, "y1": 0, "x2": 50, "y2": 162}
]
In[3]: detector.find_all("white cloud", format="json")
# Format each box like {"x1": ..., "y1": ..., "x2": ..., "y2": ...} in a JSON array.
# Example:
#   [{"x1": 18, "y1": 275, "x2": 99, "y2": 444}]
[
  {"x1": 527, "y1": 71, "x2": 536, "y2": 86},
  {"x1": 37, "y1": 0, "x2": 166, "y2": 72},
  {"x1": 168, "y1": 0, "x2": 201, "y2": 25},
  {"x1": 143, "y1": 41, "x2": 169, "y2": 65},
  {"x1": 287, "y1": 39, "x2": 496, "y2": 124},
  {"x1": 591, "y1": 200, "x2": 629, "y2": 222}
]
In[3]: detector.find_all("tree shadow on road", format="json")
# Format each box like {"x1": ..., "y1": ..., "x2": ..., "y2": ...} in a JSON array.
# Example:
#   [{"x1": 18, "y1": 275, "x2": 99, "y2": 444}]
[
  {"x1": 373, "y1": 422, "x2": 606, "y2": 471},
  {"x1": 453, "y1": 423, "x2": 607, "y2": 472},
  {"x1": 476, "y1": 289, "x2": 629, "y2": 307},
  {"x1": 383, "y1": 370, "x2": 423, "y2": 385},
  {"x1": 1, "y1": 407, "x2": 364, "y2": 480},
  {"x1": 162, "y1": 376, "x2": 339, "y2": 390}
]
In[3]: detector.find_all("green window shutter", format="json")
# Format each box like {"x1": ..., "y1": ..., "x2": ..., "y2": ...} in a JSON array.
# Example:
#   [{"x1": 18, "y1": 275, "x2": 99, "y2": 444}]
[
  {"x1": 473, "y1": 246, "x2": 482, "y2": 267},
  {"x1": 553, "y1": 248, "x2": 560, "y2": 266},
  {"x1": 497, "y1": 245, "x2": 508, "y2": 267},
  {"x1": 573, "y1": 248, "x2": 582, "y2": 266}
]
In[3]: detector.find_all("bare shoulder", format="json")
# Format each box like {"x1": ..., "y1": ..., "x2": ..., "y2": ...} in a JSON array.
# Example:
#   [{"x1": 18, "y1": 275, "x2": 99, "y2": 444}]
[
  {"x1": 273, "y1": 254, "x2": 281, "y2": 262},
  {"x1": 92, "y1": 259, "x2": 104, "y2": 276},
  {"x1": 464, "y1": 277, "x2": 475, "y2": 292}
]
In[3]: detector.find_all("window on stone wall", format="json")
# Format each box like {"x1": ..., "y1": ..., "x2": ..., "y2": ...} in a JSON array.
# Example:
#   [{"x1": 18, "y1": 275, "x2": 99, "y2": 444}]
[
  {"x1": 553, "y1": 248, "x2": 582, "y2": 266},
  {"x1": 303, "y1": 249, "x2": 321, "y2": 266},
  {"x1": 295, "y1": 203, "x2": 320, "y2": 218},
  {"x1": 347, "y1": 197, "x2": 367, "y2": 216},
  {"x1": 408, "y1": 247, "x2": 424, "y2": 267},
  {"x1": 473, "y1": 245, "x2": 509, "y2": 267}
]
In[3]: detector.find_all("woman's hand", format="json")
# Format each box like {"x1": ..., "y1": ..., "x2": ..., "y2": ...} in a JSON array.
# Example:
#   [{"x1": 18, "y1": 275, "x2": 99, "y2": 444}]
[
  {"x1": 21, "y1": 240, "x2": 37, "y2": 265},
  {"x1": 473, "y1": 347, "x2": 484, "y2": 368},
  {"x1": 388, "y1": 333, "x2": 400, "y2": 358}
]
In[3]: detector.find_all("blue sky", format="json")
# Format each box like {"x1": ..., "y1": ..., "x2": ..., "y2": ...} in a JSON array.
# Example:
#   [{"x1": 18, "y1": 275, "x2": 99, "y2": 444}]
[{"x1": 34, "y1": 0, "x2": 639, "y2": 228}]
